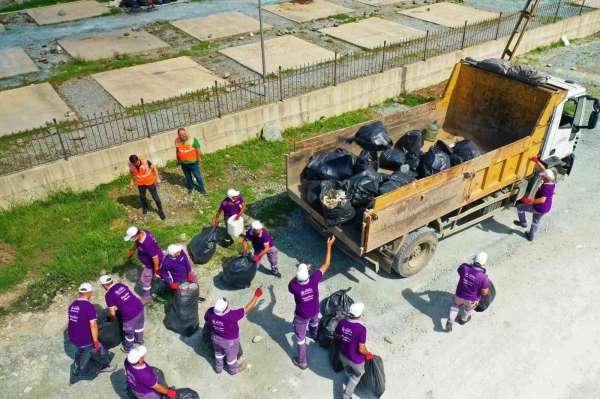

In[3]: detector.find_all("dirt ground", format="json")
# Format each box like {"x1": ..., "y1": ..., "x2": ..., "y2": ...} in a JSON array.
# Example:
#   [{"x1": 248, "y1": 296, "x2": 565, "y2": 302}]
[{"x1": 2, "y1": 39, "x2": 600, "y2": 399}]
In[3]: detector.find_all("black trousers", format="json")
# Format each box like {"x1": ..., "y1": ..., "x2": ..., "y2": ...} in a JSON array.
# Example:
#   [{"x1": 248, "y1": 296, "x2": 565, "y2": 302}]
[{"x1": 138, "y1": 184, "x2": 163, "y2": 211}]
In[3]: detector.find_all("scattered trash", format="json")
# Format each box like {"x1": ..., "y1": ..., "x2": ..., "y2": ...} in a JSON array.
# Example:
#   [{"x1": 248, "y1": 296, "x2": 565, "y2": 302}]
[
  {"x1": 561, "y1": 35, "x2": 570, "y2": 47},
  {"x1": 252, "y1": 335, "x2": 263, "y2": 343}
]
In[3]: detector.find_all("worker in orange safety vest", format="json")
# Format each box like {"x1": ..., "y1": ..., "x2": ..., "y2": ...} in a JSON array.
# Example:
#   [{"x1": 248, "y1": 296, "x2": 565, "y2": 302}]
[
  {"x1": 128, "y1": 154, "x2": 166, "y2": 220},
  {"x1": 175, "y1": 128, "x2": 206, "y2": 195}
]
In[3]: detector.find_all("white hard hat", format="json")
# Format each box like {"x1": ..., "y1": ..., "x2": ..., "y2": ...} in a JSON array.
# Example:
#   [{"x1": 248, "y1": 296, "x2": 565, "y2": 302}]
[
  {"x1": 296, "y1": 263, "x2": 309, "y2": 282},
  {"x1": 99, "y1": 275, "x2": 113, "y2": 285},
  {"x1": 227, "y1": 189, "x2": 240, "y2": 199},
  {"x1": 349, "y1": 302, "x2": 364, "y2": 318},
  {"x1": 167, "y1": 244, "x2": 183, "y2": 256},
  {"x1": 474, "y1": 252, "x2": 488, "y2": 266},
  {"x1": 214, "y1": 298, "x2": 228, "y2": 315},
  {"x1": 251, "y1": 220, "x2": 263, "y2": 230},
  {"x1": 124, "y1": 226, "x2": 139, "y2": 241},
  {"x1": 542, "y1": 169, "x2": 555, "y2": 181},
  {"x1": 78, "y1": 282, "x2": 93, "y2": 293},
  {"x1": 127, "y1": 345, "x2": 147, "y2": 364}
]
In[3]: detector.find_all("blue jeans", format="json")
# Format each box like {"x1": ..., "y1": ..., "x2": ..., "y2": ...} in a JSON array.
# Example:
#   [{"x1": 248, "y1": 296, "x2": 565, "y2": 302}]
[{"x1": 181, "y1": 162, "x2": 206, "y2": 193}]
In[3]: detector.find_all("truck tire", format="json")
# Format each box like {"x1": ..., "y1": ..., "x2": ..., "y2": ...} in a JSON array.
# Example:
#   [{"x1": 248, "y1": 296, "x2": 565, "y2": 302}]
[{"x1": 392, "y1": 227, "x2": 438, "y2": 277}]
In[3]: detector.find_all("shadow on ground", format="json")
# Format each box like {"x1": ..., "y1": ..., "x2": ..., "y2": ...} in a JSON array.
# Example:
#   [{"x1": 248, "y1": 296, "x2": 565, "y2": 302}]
[{"x1": 402, "y1": 288, "x2": 454, "y2": 332}]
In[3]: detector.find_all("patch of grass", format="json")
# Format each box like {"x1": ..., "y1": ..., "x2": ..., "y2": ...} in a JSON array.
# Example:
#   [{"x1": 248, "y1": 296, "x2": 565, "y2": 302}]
[
  {"x1": 387, "y1": 93, "x2": 436, "y2": 107},
  {"x1": 103, "y1": 7, "x2": 123, "y2": 16},
  {"x1": 329, "y1": 12, "x2": 377, "y2": 24},
  {"x1": 537, "y1": 15, "x2": 563, "y2": 25},
  {"x1": 50, "y1": 54, "x2": 148, "y2": 82},
  {"x1": 0, "y1": 0, "x2": 76, "y2": 13}
]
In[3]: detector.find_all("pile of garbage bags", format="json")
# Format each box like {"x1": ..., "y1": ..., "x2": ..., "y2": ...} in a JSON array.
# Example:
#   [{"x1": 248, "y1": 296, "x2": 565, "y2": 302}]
[{"x1": 300, "y1": 122, "x2": 482, "y2": 227}]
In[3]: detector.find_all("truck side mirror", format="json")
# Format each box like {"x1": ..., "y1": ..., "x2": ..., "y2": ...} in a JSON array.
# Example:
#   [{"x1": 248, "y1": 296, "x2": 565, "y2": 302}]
[{"x1": 573, "y1": 96, "x2": 600, "y2": 129}]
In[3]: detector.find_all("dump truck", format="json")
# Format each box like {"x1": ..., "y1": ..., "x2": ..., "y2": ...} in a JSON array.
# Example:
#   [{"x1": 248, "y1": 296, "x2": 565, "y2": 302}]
[{"x1": 286, "y1": 60, "x2": 599, "y2": 277}]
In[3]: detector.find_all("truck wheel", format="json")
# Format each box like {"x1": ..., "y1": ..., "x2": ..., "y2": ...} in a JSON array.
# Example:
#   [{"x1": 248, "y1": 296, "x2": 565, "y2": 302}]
[{"x1": 392, "y1": 227, "x2": 438, "y2": 277}]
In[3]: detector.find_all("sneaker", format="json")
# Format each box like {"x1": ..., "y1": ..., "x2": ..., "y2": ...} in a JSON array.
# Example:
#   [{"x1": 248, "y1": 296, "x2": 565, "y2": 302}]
[
  {"x1": 272, "y1": 270, "x2": 282, "y2": 278},
  {"x1": 526, "y1": 232, "x2": 534, "y2": 242},
  {"x1": 513, "y1": 220, "x2": 527, "y2": 228},
  {"x1": 292, "y1": 358, "x2": 308, "y2": 370},
  {"x1": 445, "y1": 320, "x2": 453, "y2": 332},
  {"x1": 457, "y1": 315, "x2": 471, "y2": 325},
  {"x1": 99, "y1": 364, "x2": 117, "y2": 373},
  {"x1": 158, "y1": 210, "x2": 166, "y2": 220},
  {"x1": 214, "y1": 366, "x2": 223, "y2": 374}
]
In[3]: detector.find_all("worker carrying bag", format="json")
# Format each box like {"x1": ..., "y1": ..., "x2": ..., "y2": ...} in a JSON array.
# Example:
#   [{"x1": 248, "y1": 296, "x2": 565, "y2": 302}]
[
  {"x1": 221, "y1": 255, "x2": 257, "y2": 289},
  {"x1": 359, "y1": 355, "x2": 386, "y2": 398},
  {"x1": 163, "y1": 282, "x2": 200, "y2": 337},
  {"x1": 476, "y1": 280, "x2": 496, "y2": 312},
  {"x1": 188, "y1": 227, "x2": 218, "y2": 265}
]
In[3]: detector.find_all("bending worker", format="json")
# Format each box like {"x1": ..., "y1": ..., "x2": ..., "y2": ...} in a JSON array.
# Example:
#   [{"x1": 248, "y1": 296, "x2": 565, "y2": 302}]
[
  {"x1": 242, "y1": 220, "x2": 281, "y2": 278},
  {"x1": 213, "y1": 188, "x2": 247, "y2": 247},
  {"x1": 288, "y1": 236, "x2": 336, "y2": 369},
  {"x1": 160, "y1": 244, "x2": 197, "y2": 290},
  {"x1": 128, "y1": 154, "x2": 166, "y2": 220},
  {"x1": 445, "y1": 252, "x2": 490, "y2": 332},
  {"x1": 514, "y1": 156, "x2": 556, "y2": 241},
  {"x1": 203, "y1": 288, "x2": 263, "y2": 375},
  {"x1": 335, "y1": 303, "x2": 374, "y2": 399},
  {"x1": 125, "y1": 226, "x2": 164, "y2": 303},
  {"x1": 125, "y1": 345, "x2": 176, "y2": 399},
  {"x1": 100, "y1": 275, "x2": 145, "y2": 353},
  {"x1": 175, "y1": 127, "x2": 206, "y2": 195}
]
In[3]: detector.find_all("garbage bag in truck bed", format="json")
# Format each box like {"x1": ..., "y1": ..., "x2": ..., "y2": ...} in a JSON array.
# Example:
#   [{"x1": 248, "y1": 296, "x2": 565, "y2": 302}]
[
  {"x1": 356, "y1": 149, "x2": 379, "y2": 173},
  {"x1": 301, "y1": 148, "x2": 356, "y2": 181},
  {"x1": 345, "y1": 168, "x2": 382, "y2": 207},
  {"x1": 467, "y1": 57, "x2": 548, "y2": 86},
  {"x1": 418, "y1": 146, "x2": 451, "y2": 177},
  {"x1": 350, "y1": 121, "x2": 392, "y2": 151},
  {"x1": 379, "y1": 148, "x2": 407, "y2": 171},
  {"x1": 395, "y1": 130, "x2": 423, "y2": 153},
  {"x1": 320, "y1": 182, "x2": 356, "y2": 227},
  {"x1": 378, "y1": 171, "x2": 416, "y2": 195},
  {"x1": 450, "y1": 139, "x2": 482, "y2": 166}
]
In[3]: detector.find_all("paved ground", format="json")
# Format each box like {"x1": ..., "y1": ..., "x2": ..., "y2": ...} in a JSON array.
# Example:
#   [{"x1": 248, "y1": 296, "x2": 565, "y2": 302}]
[
  {"x1": 26, "y1": 1, "x2": 109, "y2": 26},
  {"x1": 263, "y1": 0, "x2": 353, "y2": 23},
  {"x1": 398, "y1": 2, "x2": 499, "y2": 28},
  {"x1": 171, "y1": 11, "x2": 271, "y2": 42},
  {"x1": 0, "y1": 47, "x2": 38, "y2": 79}
]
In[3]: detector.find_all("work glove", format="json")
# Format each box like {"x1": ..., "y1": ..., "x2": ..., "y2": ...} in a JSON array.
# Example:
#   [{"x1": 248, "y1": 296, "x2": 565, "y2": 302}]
[
  {"x1": 253, "y1": 255, "x2": 261, "y2": 264},
  {"x1": 166, "y1": 388, "x2": 177, "y2": 398},
  {"x1": 365, "y1": 352, "x2": 374, "y2": 361},
  {"x1": 154, "y1": 269, "x2": 160, "y2": 278},
  {"x1": 186, "y1": 273, "x2": 194, "y2": 283},
  {"x1": 521, "y1": 197, "x2": 534, "y2": 204},
  {"x1": 530, "y1": 156, "x2": 539, "y2": 163},
  {"x1": 254, "y1": 287, "x2": 264, "y2": 298},
  {"x1": 93, "y1": 340, "x2": 100, "y2": 353},
  {"x1": 170, "y1": 282, "x2": 179, "y2": 290},
  {"x1": 127, "y1": 249, "x2": 135, "y2": 259},
  {"x1": 234, "y1": 214, "x2": 241, "y2": 221}
]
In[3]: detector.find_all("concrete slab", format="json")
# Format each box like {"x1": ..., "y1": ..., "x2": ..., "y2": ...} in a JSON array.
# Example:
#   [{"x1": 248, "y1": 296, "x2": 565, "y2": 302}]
[
  {"x1": 0, "y1": 47, "x2": 38, "y2": 79},
  {"x1": 171, "y1": 11, "x2": 271, "y2": 42},
  {"x1": 0, "y1": 83, "x2": 74, "y2": 137},
  {"x1": 263, "y1": 0, "x2": 353, "y2": 23},
  {"x1": 58, "y1": 29, "x2": 169, "y2": 61},
  {"x1": 320, "y1": 17, "x2": 424, "y2": 49},
  {"x1": 355, "y1": 0, "x2": 409, "y2": 5},
  {"x1": 220, "y1": 35, "x2": 335, "y2": 75},
  {"x1": 398, "y1": 2, "x2": 499, "y2": 28},
  {"x1": 92, "y1": 56, "x2": 226, "y2": 107},
  {"x1": 26, "y1": 0, "x2": 108, "y2": 26}
]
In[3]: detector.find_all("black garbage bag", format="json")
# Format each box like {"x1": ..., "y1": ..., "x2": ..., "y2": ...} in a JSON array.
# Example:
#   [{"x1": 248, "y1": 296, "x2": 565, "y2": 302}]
[
  {"x1": 164, "y1": 282, "x2": 200, "y2": 337},
  {"x1": 418, "y1": 146, "x2": 451, "y2": 177},
  {"x1": 395, "y1": 130, "x2": 423, "y2": 153},
  {"x1": 359, "y1": 355, "x2": 386, "y2": 398},
  {"x1": 188, "y1": 227, "x2": 218, "y2": 265},
  {"x1": 434, "y1": 139, "x2": 453, "y2": 156},
  {"x1": 320, "y1": 182, "x2": 356, "y2": 227},
  {"x1": 405, "y1": 150, "x2": 422, "y2": 171},
  {"x1": 301, "y1": 148, "x2": 356, "y2": 181},
  {"x1": 378, "y1": 171, "x2": 415, "y2": 195},
  {"x1": 303, "y1": 179, "x2": 337, "y2": 209},
  {"x1": 468, "y1": 57, "x2": 547, "y2": 85},
  {"x1": 356, "y1": 150, "x2": 379, "y2": 173},
  {"x1": 476, "y1": 280, "x2": 496, "y2": 312},
  {"x1": 221, "y1": 255, "x2": 257, "y2": 289},
  {"x1": 345, "y1": 168, "x2": 382, "y2": 207},
  {"x1": 351, "y1": 121, "x2": 392, "y2": 151},
  {"x1": 317, "y1": 311, "x2": 347, "y2": 348},
  {"x1": 321, "y1": 287, "x2": 354, "y2": 316},
  {"x1": 329, "y1": 340, "x2": 343, "y2": 372},
  {"x1": 450, "y1": 139, "x2": 482, "y2": 166},
  {"x1": 379, "y1": 148, "x2": 406, "y2": 171},
  {"x1": 95, "y1": 306, "x2": 123, "y2": 349},
  {"x1": 175, "y1": 388, "x2": 200, "y2": 399},
  {"x1": 70, "y1": 345, "x2": 114, "y2": 384}
]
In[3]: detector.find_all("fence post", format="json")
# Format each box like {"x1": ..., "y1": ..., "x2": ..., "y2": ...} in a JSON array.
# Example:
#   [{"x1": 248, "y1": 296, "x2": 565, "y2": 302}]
[
  {"x1": 495, "y1": 12, "x2": 503, "y2": 40},
  {"x1": 278, "y1": 66, "x2": 283, "y2": 101},
  {"x1": 461, "y1": 20, "x2": 467, "y2": 49},
  {"x1": 333, "y1": 51, "x2": 338, "y2": 86},
  {"x1": 579, "y1": 0, "x2": 586, "y2": 15},
  {"x1": 53, "y1": 118, "x2": 69, "y2": 161},
  {"x1": 380, "y1": 41, "x2": 387, "y2": 73},
  {"x1": 214, "y1": 80, "x2": 222, "y2": 118},
  {"x1": 140, "y1": 98, "x2": 152, "y2": 138},
  {"x1": 422, "y1": 30, "x2": 429, "y2": 61},
  {"x1": 553, "y1": 0, "x2": 562, "y2": 22}
]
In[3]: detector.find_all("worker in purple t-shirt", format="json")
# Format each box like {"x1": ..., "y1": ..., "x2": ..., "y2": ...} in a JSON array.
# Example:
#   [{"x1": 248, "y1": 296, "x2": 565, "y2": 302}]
[
  {"x1": 124, "y1": 346, "x2": 176, "y2": 399},
  {"x1": 288, "y1": 235, "x2": 336, "y2": 369},
  {"x1": 160, "y1": 244, "x2": 197, "y2": 290},
  {"x1": 125, "y1": 226, "x2": 164, "y2": 303},
  {"x1": 242, "y1": 220, "x2": 281, "y2": 278},
  {"x1": 514, "y1": 157, "x2": 557, "y2": 241},
  {"x1": 335, "y1": 302, "x2": 374, "y2": 399},
  {"x1": 67, "y1": 283, "x2": 113, "y2": 377},
  {"x1": 204, "y1": 288, "x2": 263, "y2": 375},
  {"x1": 213, "y1": 188, "x2": 247, "y2": 246},
  {"x1": 100, "y1": 275, "x2": 145, "y2": 353},
  {"x1": 445, "y1": 252, "x2": 490, "y2": 332}
]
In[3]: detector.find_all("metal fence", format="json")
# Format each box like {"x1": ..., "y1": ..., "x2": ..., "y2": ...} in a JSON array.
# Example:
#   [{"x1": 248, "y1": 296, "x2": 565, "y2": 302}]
[{"x1": 0, "y1": 0, "x2": 591, "y2": 176}]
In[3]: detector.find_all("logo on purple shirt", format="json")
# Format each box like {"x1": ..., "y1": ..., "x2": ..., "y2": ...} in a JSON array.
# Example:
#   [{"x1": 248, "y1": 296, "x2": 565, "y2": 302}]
[
  {"x1": 288, "y1": 270, "x2": 323, "y2": 319},
  {"x1": 335, "y1": 318, "x2": 367, "y2": 364},
  {"x1": 67, "y1": 299, "x2": 97, "y2": 348},
  {"x1": 105, "y1": 283, "x2": 144, "y2": 322},
  {"x1": 455, "y1": 263, "x2": 490, "y2": 302},
  {"x1": 204, "y1": 307, "x2": 245, "y2": 340}
]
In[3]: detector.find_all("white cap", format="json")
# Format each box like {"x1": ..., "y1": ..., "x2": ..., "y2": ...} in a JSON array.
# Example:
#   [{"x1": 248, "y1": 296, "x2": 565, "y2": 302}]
[
  {"x1": 167, "y1": 244, "x2": 183, "y2": 256},
  {"x1": 214, "y1": 298, "x2": 228, "y2": 315},
  {"x1": 251, "y1": 220, "x2": 263, "y2": 230},
  {"x1": 227, "y1": 188, "x2": 240, "y2": 199},
  {"x1": 99, "y1": 275, "x2": 113, "y2": 285},
  {"x1": 296, "y1": 263, "x2": 309, "y2": 282},
  {"x1": 542, "y1": 169, "x2": 555, "y2": 181},
  {"x1": 474, "y1": 252, "x2": 488, "y2": 266},
  {"x1": 349, "y1": 302, "x2": 364, "y2": 318},
  {"x1": 78, "y1": 283, "x2": 93, "y2": 293},
  {"x1": 124, "y1": 226, "x2": 139, "y2": 241},
  {"x1": 127, "y1": 345, "x2": 147, "y2": 364}
]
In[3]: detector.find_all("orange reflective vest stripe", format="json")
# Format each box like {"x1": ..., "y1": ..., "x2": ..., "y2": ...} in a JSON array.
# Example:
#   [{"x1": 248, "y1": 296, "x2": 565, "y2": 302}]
[
  {"x1": 175, "y1": 137, "x2": 198, "y2": 162},
  {"x1": 129, "y1": 159, "x2": 156, "y2": 186}
]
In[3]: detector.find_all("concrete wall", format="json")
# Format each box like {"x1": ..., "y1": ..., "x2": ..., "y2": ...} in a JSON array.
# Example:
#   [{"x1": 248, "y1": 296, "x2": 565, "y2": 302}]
[{"x1": 1, "y1": 9, "x2": 600, "y2": 208}]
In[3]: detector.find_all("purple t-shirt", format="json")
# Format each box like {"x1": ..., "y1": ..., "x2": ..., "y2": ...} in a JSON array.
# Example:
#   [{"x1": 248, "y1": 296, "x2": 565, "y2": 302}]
[
  {"x1": 244, "y1": 228, "x2": 274, "y2": 253},
  {"x1": 288, "y1": 270, "x2": 323, "y2": 319},
  {"x1": 455, "y1": 263, "x2": 490, "y2": 301},
  {"x1": 137, "y1": 230, "x2": 164, "y2": 269},
  {"x1": 160, "y1": 252, "x2": 192, "y2": 285},
  {"x1": 219, "y1": 195, "x2": 245, "y2": 221},
  {"x1": 533, "y1": 183, "x2": 555, "y2": 214},
  {"x1": 204, "y1": 307, "x2": 245, "y2": 340},
  {"x1": 124, "y1": 361, "x2": 158, "y2": 395},
  {"x1": 67, "y1": 299, "x2": 97, "y2": 348},
  {"x1": 335, "y1": 318, "x2": 367, "y2": 364},
  {"x1": 105, "y1": 282, "x2": 144, "y2": 322}
]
